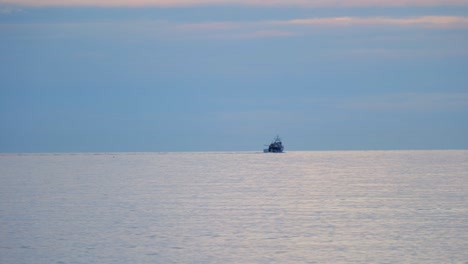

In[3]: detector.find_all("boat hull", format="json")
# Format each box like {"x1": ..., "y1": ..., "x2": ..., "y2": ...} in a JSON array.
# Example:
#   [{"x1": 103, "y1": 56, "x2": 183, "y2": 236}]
[{"x1": 264, "y1": 149, "x2": 283, "y2": 153}]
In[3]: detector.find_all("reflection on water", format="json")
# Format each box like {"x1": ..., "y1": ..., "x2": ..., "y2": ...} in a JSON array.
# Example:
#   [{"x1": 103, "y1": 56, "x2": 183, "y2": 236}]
[{"x1": 1, "y1": 151, "x2": 467, "y2": 263}]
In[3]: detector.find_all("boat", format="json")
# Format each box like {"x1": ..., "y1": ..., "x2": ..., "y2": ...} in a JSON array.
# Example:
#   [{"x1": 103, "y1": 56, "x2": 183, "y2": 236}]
[{"x1": 264, "y1": 135, "x2": 284, "y2": 153}]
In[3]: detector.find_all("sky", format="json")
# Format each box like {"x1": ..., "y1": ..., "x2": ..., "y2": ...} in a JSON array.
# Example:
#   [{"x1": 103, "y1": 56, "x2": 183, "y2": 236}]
[{"x1": 1, "y1": 0, "x2": 467, "y2": 152}]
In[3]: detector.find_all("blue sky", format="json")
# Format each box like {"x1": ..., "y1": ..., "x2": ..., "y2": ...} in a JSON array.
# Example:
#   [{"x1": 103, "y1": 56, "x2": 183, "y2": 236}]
[{"x1": 1, "y1": 0, "x2": 467, "y2": 152}]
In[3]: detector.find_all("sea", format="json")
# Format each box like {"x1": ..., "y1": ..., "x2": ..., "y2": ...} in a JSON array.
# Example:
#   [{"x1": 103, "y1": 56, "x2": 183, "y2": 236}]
[{"x1": 1, "y1": 150, "x2": 467, "y2": 263}]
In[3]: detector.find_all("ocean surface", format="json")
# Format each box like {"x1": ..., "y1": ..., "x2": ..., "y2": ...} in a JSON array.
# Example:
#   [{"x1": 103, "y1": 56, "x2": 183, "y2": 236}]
[{"x1": 1, "y1": 150, "x2": 467, "y2": 263}]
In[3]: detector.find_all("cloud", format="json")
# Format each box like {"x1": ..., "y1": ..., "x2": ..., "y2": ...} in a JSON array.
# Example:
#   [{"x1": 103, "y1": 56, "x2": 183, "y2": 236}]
[
  {"x1": 176, "y1": 21, "x2": 246, "y2": 31},
  {"x1": 1, "y1": 0, "x2": 467, "y2": 7},
  {"x1": 174, "y1": 20, "x2": 298, "y2": 39},
  {"x1": 6, "y1": 15, "x2": 464, "y2": 42},
  {"x1": 279, "y1": 16, "x2": 468, "y2": 28},
  {"x1": 4, "y1": 15, "x2": 466, "y2": 41},
  {"x1": 179, "y1": 16, "x2": 468, "y2": 32},
  {"x1": 235, "y1": 30, "x2": 298, "y2": 38},
  {"x1": 348, "y1": 48, "x2": 468, "y2": 58},
  {"x1": 175, "y1": 16, "x2": 468, "y2": 39},
  {"x1": 339, "y1": 93, "x2": 468, "y2": 112},
  {"x1": 205, "y1": 29, "x2": 299, "y2": 39},
  {"x1": 0, "y1": 6, "x2": 22, "y2": 14}
]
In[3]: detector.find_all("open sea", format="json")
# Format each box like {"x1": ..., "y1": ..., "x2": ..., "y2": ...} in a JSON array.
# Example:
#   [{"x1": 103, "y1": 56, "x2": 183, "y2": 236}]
[{"x1": 1, "y1": 150, "x2": 467, "y2": 263}]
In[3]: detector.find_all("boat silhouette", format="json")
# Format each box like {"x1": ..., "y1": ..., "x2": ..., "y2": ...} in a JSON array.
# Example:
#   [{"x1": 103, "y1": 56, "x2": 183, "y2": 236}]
[{"x1": 263, "y1": 135, "x2": 284, "y2": 153}]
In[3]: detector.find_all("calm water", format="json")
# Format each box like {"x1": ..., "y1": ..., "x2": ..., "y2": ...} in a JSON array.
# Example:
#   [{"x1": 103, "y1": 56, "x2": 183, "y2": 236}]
[{"x1": 1, "y1": 151, "x2": 467, "y2": 263}]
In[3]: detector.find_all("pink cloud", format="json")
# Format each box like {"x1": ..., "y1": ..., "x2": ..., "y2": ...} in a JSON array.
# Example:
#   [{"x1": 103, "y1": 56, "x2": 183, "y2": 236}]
[
  {"x1": 243, "y1": 30, "x2": 297, "y2": 38},
  {"x1": 171, "y1": 15, "x2": 468, "y2": 39},
  {"x1": 1, "y1": 0, "x2": 467, "y2": 7},
  {"x1": 176, "y1": 21, "x2": 246, "y2": 31},
  {"x1": 179, "y1": 16, "x2": 468, "y2": 33},
  {"x1": 167, "y1": 16, "x2": 468, "y2": 39},
  {"x1": 225, "y1": 30, "x2": 299, "y2": 39},
  {"x1": 280, "y1": 16, "x2": 468, "y2": 28}
]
